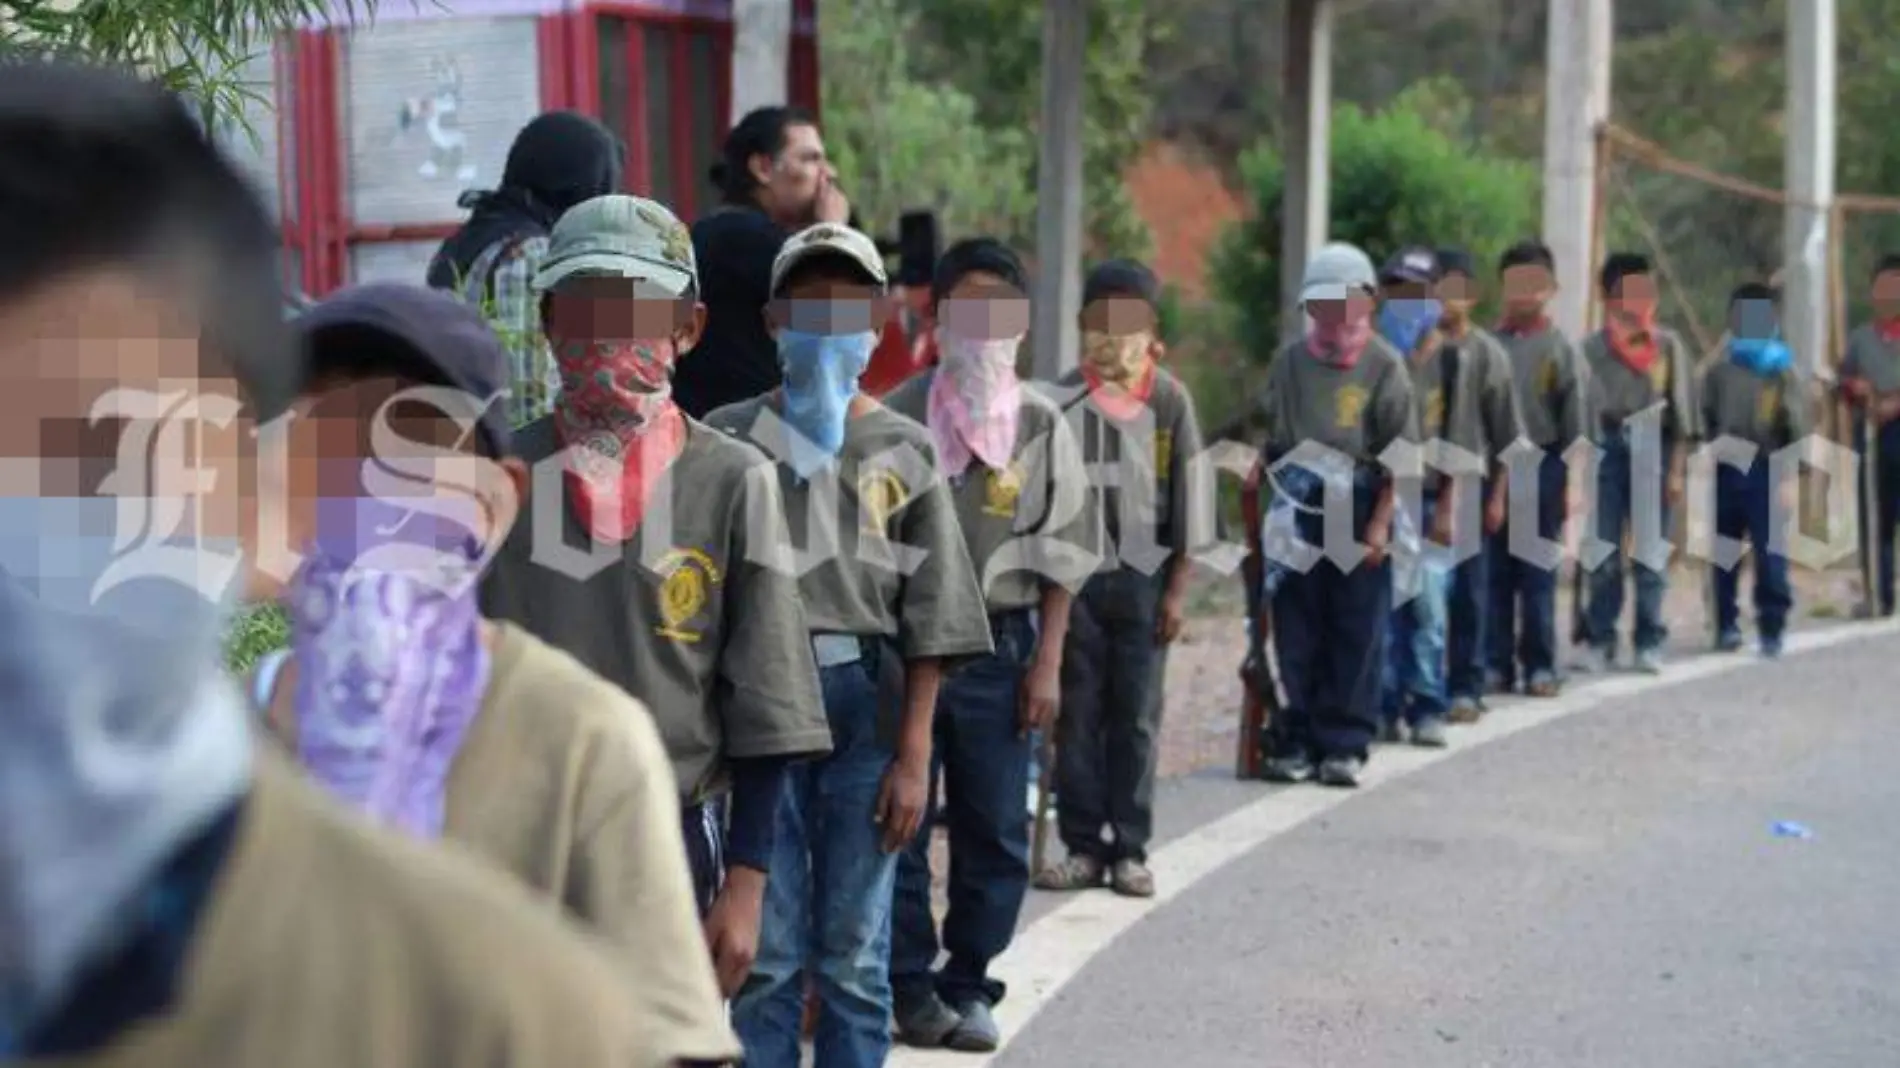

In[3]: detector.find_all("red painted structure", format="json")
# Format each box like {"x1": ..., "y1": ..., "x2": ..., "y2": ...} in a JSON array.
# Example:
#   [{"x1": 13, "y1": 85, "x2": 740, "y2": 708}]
[{"x1": 276, "y1": 0, "x2": 818, "y2": 299}]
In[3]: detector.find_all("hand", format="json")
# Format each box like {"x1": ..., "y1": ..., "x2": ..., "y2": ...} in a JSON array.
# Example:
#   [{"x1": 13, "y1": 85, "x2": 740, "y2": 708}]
[
  {"x1": 814, "y1": 180, "x2": 850, "y2": 225},
  {"x1": 1666, "y1": 471, "x2": 1685, "y2": 508},
  {"x1": 1483, "y1": 493, "x2": 1506, "y2": 536},
  {"x1": 1843, "y1": 377, "x2": 1871, "y2": 402},
  {"x1": 875, "y1": 751, "x2": 928, "y2": 853},
  {"x1": 1427, "y1": 504, "x2": 1454, "y2": 547},
  {"x1": 1156, "y1": 590, "x2": 1186, "y2": 645},
  {"x1": 703, "y1": 868, "x2": 765, "y2": 997},
  {"x1": 1363, "y1": 521, "x2": 1391, "y2": 565},
  {"x1": 1564, "y1": 484, "x2": 1584, "y2": 522},
  {"x1": 1018, "y1": 658, "x2": 1060, "y2": 737}
]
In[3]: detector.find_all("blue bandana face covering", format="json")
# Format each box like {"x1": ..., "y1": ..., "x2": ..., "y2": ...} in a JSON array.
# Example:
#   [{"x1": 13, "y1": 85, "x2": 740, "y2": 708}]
[
  {"x1": 777, "y1": 329, "x2": 876, "y2": 475},
  {"x1": 1377, "y1": 298, "x2": 1444, "y2": 358},
  {"x1": 1729, "y1": 301, "x2": 1792, "y2": 375}
]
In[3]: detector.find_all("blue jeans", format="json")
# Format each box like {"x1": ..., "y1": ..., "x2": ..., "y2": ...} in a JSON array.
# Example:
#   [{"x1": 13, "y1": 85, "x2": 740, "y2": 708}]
[
  {"x1": 1446, "y1": 480, "x2": 1491, "y2": 702},
  {"x1": 1057, "y1": 568, "x2": 1165, "y2": 863},
  {"x1": 1383, "y1": 530, "x2": 1452, "y2": 725},
  {"x1": 891, "y1": 611, "x2": 1034, "y2": 1009},
  {"x1": 1713, "y1": 460, "x2": 1792, "y2": 639},
  {"x1": 1586, "y1": 439, "x2": 1672, "y2": 654},
  {"x1": 734, "y1": 654, "x2": 898, "y2": 1068},
  {"x1": 1487, "y1": 450, "x2": 1566, "y2": 686}
]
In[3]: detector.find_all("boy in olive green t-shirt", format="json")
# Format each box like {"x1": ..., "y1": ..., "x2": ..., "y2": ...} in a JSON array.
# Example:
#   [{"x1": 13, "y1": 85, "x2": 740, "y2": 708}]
[{"x1": 1839, "y1": 253, "x2": 1900, "y2": 618}]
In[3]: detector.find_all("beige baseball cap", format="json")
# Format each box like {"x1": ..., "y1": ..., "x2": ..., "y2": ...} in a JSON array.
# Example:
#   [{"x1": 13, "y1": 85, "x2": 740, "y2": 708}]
[
  {"x1": 769, "y1": 222, "x2": 889, "y2": 296},
  {"x1": 532, "y1": 194, "x2": 698, "y2": 296}
]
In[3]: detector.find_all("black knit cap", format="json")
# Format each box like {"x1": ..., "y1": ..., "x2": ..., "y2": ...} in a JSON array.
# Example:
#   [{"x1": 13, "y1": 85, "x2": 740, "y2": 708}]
[{"x1": 930, "y1": 237, "x2": 1028, "y2": 305}]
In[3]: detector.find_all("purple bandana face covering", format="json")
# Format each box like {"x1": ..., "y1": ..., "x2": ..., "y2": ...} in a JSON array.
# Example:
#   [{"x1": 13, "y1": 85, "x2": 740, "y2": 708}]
[{"x1": 284, "y1": 492, "x2": 491, "y2": 838}]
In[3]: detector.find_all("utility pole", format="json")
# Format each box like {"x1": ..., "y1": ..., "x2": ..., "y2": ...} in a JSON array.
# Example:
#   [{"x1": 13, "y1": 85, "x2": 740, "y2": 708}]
[
  {"x1": 1784, "y1": 0, "x2": 1836, "y2": 382},
  {"x1": 1279, "y1": 0, "x2": 1334, "y2": 339},
  {"x1": 1541, "y1": 0, "x2": 1612, "y2": 341},
  {"x1": 729, "y1": 0, "x2": 791, "y2": 123},
  {"x1": 1031, "y1": 0, "x2": 1087, "y2": 380}
]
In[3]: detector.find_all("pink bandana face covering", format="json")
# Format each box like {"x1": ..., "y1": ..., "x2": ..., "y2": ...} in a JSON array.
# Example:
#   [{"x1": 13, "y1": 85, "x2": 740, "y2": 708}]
[{"x1": 927, "y1": 328, "x2": 1023, "y2": 476}]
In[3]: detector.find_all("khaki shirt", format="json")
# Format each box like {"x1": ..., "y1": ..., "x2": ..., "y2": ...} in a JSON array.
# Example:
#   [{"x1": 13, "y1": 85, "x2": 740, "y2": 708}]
[
  {"x1": 23, "y1": 751, "x2": 736, "y2": 1068},
  {"x1": 1497, "y1": 323, "x2": 1591, "y2": 447},
  {"x1": 1700, "y1": 360, "x2": 1811, "y2": 449},
  {"x1": 1043, "y1": 366, "x2": 1208, "y2": 575},
  {"x1": 883, "y1": 371, "x2": 1103, "y2": 611},
  {"x1": 1250, "y1": 335, "x2": 1417, "y2": 463},
  {"x1": 702, "y1": 397, "x2": 995, "y2": 662},
  {"x1": 1444, "y1": 326, "x2": 1529, "y2": 457},
  {"x1": 1841, "y1": 323, "x2": 1900, "y2": 395},
  {"x1": 481, "y1": 417, "x2": 832, "y2": 802},
  {"x1": 1580, "y1": 326, "x2": 1699, "y2": 441},
  {"x1": 257, "y1": 623, "x2": 734, "y2": 1064}
]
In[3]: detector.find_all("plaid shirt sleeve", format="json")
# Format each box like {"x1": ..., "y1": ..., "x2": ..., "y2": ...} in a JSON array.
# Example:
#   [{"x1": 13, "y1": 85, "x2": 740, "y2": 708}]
[{"x1": 488, "y1": 235, "x2": 554, "y2": 423}]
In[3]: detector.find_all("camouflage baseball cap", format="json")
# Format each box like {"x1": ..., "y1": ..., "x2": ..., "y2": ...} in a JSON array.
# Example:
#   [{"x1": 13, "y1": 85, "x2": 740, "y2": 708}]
[
  {"x1": 532, "y1": 194, "x2": 698, "y2": 297},
  {"x1": 769, "y1": 222, "x2": 889, "y2": 296}
]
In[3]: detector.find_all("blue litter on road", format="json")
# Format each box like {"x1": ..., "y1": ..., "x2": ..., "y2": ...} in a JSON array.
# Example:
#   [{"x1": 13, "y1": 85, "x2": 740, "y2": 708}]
[{"x1": 1771, "y1": 821, "x2": 1814, "y2": 839}]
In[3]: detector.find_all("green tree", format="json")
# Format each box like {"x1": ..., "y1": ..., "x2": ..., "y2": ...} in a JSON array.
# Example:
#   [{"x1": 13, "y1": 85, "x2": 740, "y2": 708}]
[
  {"x1": 0, "y1": 0, "x2": 371, "y2": 133},
  {"x1": 817, "y1": 0, "x2": 1035, "y2": 244},
  {"x1": 1211, "y1": 81, "x2": 1539, "y2": 365}
]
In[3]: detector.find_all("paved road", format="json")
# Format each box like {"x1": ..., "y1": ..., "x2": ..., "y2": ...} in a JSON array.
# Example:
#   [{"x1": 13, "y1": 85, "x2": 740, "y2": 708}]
[{"x1": 907, "y1": 622, "x2": 1900, "y2": 1068}]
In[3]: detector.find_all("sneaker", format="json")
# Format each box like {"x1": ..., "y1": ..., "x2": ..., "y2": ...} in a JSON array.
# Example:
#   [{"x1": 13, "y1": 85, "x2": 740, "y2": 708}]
[
  {"x1": 894, "y1": 988, "x2": 963, "y2": 1048},
  {"x1": 1579, "y1": 645, "x2": 1616, "y2": 674},
  {"x1": 1409, "y1": 717, "x2": 1450, "y2": 748},
  {"x1": 1316, "y1": 754, "x2": 1364, "y2": 788},
  {"x1": 1261, "y1": 751, "x2": 1315, "y2": 783},
  {"x1": 944, "y1": 999, "x2": 1000, "y2": 1053},
  {"x1": 1446, "y1": 696, "x2": 1483, "y2": 724},
  {"x1": 1109, "y1": 858, "x2": 1156, "y2": 899},
  {"x1": 1633, "y1": 648, "x2": 1664, "y2": 674},
  {"x1": 1032, "y1": 854, "x2": 1105, "y2": 892},
  {"x1": 1378, "y1": 718, "x2": 1406, "y2": 744},
  {"x1": 1484, "y1": 670, "x2": 1514, "y2": 696},
  {"x1": 1716, "y1": 627, "x2": 1745, "y2": 653},
  {"x1": 1525, "y1": 670, "x2": 1562, "y2": 698},
  {"x1": 1760, "y1": 635, "x2": 1784, "y2": 659}
]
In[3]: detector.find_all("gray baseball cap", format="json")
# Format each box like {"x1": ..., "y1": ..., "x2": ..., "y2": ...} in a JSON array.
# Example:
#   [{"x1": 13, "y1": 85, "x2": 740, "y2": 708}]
[
  {"x1": 532, "y1": 194, "x2": 698, "y2": 296},
  {"x1": 1299, "y1": 242, "x2": 1378, "y2": 304},
  {"x1": 770, "y1": 222, "x2": 889, "y2": 296}
]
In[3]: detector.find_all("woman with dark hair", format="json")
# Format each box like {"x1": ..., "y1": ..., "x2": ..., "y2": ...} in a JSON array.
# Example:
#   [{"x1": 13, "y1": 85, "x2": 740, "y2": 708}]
[{"x1": 674, "y1": 106, "x2": 852, "y2": 419}]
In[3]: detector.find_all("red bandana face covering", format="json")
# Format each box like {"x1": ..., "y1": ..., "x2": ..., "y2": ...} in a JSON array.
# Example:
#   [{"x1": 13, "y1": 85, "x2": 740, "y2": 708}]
[
  {"x1": 552, "y1": 339, "x2": 687, "y2": 543},
  {"x1": 1605, "y1": 300, "x2": 1660, "y2": 376}
]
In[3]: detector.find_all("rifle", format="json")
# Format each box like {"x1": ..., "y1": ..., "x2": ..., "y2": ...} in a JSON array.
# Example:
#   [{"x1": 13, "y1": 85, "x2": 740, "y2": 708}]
[{"x1": 1236, "y1": 458, "x2": 1284, "y2": 779}]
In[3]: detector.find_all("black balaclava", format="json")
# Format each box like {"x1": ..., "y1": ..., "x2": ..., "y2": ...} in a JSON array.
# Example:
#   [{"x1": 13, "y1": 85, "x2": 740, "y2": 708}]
[{"x1": 427, "y1": 111, "x2": 623, "y2": 292}]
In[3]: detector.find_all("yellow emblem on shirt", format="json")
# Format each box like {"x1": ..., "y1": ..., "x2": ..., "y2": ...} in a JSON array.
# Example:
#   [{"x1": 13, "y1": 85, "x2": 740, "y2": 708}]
[
  {"x1": 1538, "y1": 357, "x2": 1558, "y2": 397},
  {"x1": 1335, "y1": 384, "x2": 1369, "y2": 429},
  {"x1": 1154, "y1": 428, "x2": 1173, "y2": 475},
  {"x1": 1649, "y1": 356, "x2": 1670, "y2": 394},
  {"x1": 858, "y1": 468, "x2": 909, "y2": 533},
  {"x1": 654, "y1": 547, "x2": 723, "y2": 643},
  {"x1": 1425, "y1": 388, "x2": 1445, "y2": 436},
  {"x1": 1757, "y1": 384, "x2": 1781, "y2": 426},
  {"x1": 983, "y1": 463, "x2": 1023, "y2": 518}
]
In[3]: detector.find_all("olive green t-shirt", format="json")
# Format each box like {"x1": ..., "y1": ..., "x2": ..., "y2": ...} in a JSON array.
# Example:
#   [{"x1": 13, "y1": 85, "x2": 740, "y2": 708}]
[
  {"x1": 481, "y1": 417, "x2": 832, "y2": 804},
  {"x1": 1700, "y1": 360, "x2": 1811, "y2": 449},
  {"x1": 1841, "y1": 323, "x2": 1900, "y2": 396},
  {"x1": 1043, "y1": 366, "x2": 1209, "y2": 576},
  {"x1": 1445, "y1": 326, "x2": 1529, "y2": 457},
  {"x1": 701, "y1": 396, "x2": 995, "y2": 662},
  {"x1": 1248, "y1": 335, "x2": 1417, "y2": 464},
  {"x1": 1580, "y1": 326, "x2": 1699, "y2": 442},
  {"x1": 22, "y1": 752, "x2": 739, "y2": 1068},
  {"x1": 255, "y1": 623, "x2": 736, "y2": 1064},
  {"x1": 1496, "y1": 323, "x2": 1591, "y2": 448},
  {"x1": 883, "y1": 370, "x2": 1103, "y2": 611},
  {"x1": 1403, "y1": 342, "x2": 1485, "y2": 458}
]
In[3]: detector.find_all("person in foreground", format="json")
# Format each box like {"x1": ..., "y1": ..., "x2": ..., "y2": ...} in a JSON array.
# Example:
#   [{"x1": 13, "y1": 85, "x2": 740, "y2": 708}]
[
  {"x1": 1246, "y1": 242, "x2": 1417, "y2": 788},
  {"x1": 704, "y1": 223, "x2": 995, "y2": 1068},
  {"x1": 253, "y1": 282, "x2": 736, "y2": 1063},
  {"x1": 481, "y1": 194, "x2": 833, "y2": 999},
  {"x1": 0, "y1": 60, "x2": 706, "y2": 1068},
  {"x1": 883, "y1": 239, "x2": 1101, "y2": 1051}
]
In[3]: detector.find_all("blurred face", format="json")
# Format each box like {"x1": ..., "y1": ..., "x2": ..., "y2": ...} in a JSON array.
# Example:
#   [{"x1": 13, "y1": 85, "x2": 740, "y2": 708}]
[
  {"x1": 1436, "y1": 272, "x2": 1477, "y2": 324},
  {"x1": 1500, "y1": 264, "x2": 1556, "y2": 317},
  {"x1": 1608, "y1": 272, "x2": 1657, "y2": 310},
  {"x1": 1873, "y1": 270, "x2": 1900, "y2": 318},
  {"x1": 937, "y1": 270, "x2": 1030, "y2": 341},
  {"x1": 752, "y1": 123, "x2": 835, "y2": 226},
  {"x1": 543, "y1": 276, "x2": 705, "y2": 411},
  {"x1": 766, "y1": 273, "x2": 893, "y2": 338},
  {"x1": 1731, "y1": 297, "x2": 1780, "y2": 340},
  {"x1": 1379, "y1": 278, "x2": 1432, "y2": 301},
  {"x1": 0, "y1": 267, "x2": 253, "y2": 608},
  {"x1": 1304, "y1": 290, "x2": 1376, "y2": 329},
  {"x1": 1078, "y1": 296, "x2": 1163, "y2": 383}
]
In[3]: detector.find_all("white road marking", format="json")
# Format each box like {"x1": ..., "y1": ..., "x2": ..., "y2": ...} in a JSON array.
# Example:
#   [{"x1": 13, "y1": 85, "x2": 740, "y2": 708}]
[{"x1": 889, "y1": 618, "x2": 1900, "y2": 1067}]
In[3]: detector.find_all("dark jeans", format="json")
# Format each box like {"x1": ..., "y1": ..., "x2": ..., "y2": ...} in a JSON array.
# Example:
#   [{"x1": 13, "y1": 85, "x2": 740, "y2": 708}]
[
  {"x1": 1487, "y1": 450, "x2": 1566, "y2": 685},
  {"x1": 1586, "y1": 439, "x2": 1673, "y2": 654},
  {"x1": 734, "y1": 654, "x2": 897, "y2": 1068},
  {"x1": 683, "y1": 798, "x2": 725, "y2": 917},
  {"x1": 1857, "y1": 417, "x2": 1900, "y2": 615},
  {"x1": 1272, "y1": 553, "x2": 1390, "y2": 761},
  {"x1": 1056, "y1": 567, "x2": 1165, "y2": 864},
  {"x1": 1446, "y1": 484, "x2": 1490, "y2": 702},
  {"x1": 891, "y1": 611, "x2": 1035, "y2": 1008},
  {"x1": 1714, "y1": 460, "x2": 1792, "y2": 639}
]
